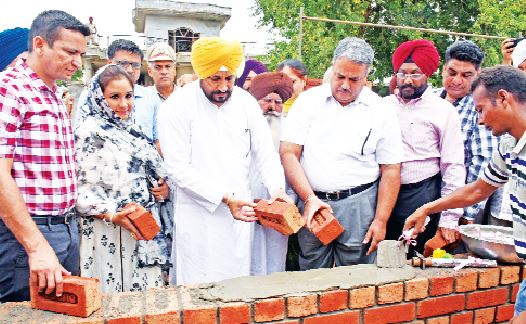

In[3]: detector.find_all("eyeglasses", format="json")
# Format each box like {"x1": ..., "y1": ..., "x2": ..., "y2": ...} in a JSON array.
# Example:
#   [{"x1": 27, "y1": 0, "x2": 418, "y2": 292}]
[
  {"x1": 396, "y1": 72, "x2": 425, "y2": 80},
  {"x1": 113, "y1": 60, "x2": 141, "y2": 70}
]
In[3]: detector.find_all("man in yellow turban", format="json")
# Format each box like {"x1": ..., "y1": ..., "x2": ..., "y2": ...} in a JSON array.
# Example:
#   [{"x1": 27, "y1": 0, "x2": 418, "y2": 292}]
[{"x1": 158, "y1": 37, "x2": 293, "y2": 285}]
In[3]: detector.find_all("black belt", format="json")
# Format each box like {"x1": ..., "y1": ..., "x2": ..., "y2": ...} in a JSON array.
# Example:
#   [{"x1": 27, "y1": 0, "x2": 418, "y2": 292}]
[
  {"x1": 314, "y1": 180, "x2": 376, "y2": 201},
  {"x1": 31, "y1": 210, "x2": 76, "y2": 225},
  {"x1": 400, "y1": 173, "x2": 441, "y2": 190}
]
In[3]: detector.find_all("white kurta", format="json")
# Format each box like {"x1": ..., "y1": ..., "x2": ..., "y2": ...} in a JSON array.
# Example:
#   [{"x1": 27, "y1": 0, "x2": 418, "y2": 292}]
[
  {"x1": 158, "y1": 81, "x2": 285, "y2": 285},
  {"x1": 249, "y1": 115, "x2": 288, "y2": 276}
]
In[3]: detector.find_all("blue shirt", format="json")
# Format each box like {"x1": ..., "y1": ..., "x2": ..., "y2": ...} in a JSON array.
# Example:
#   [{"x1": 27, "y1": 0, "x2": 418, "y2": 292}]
[{"x1": 133, "y1": 85, "x2": 161, "y2": 141}]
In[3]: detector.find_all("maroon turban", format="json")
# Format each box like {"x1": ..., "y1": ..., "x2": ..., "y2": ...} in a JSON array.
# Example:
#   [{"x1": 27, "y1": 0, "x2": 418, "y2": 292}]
[
  {"x1": 392, "y1": 39, "x2": 440, "y2": 77},
  {"x1": 249, "y1": 72, "x2": 294, "y2": 102}
]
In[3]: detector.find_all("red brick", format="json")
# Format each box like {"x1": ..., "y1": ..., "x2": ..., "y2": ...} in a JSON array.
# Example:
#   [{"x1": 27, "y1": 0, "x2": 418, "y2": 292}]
[
  {"x1": 466, "y1": 287, "x2": 508, "y2": 309},
  {"x1": 378, "y1": 282, "x2": 403, "y2": 304},
  {"x1": 501, "y1": 266, "x2": 521, "y2": 284},
  {"x1": 144, "y1": 288, "x2": 180, "y2": 324},
  {"x1": 478, "y1": 267, "x2": 500, "y2": 288},
  {"x1": 303, "y1": 311, "x2": 360, "y2": 324},
  {"x1": 183, "y1": 306, "x2": 217, "y2": 324},
  {"x1": 126, "y1": 203, "x2": 160, "y2": 240},
  {"x1": 523, "y1": 265, "x2": 526, "y2": 280},
  {"x1": 512, "y1": 284, "x2": 520, "y2": 303},
  {"x1": 30, "y1": 275, "x2": 102, "y2": 318},
  {"x1": 429, "y1": 276, "x2": 454, "y2": 296},
  {"x1": 254, "y1": 297, "x2": 285, "y2": 322},
  {"x1": 254, "y1": 199, "x2": 305, "y2": 235},
  {"x1": 219, "y1": 303, "x2": 250, "y2": 324},
  {"x1": 319, "y1": 290, "x2": 348, "y2": 313},
  {"x1": 104, "y1": 291, "x2": 143, "y2": 324},
  {"x1": 455, "y1": 270, "x2": 478, "y2": 292},
  {"x1": 363, "y1": 303, "x2": 416, "y2": 324},
  {"x1": 405, "y1": 278, "x2": 429, "y2": 301},
  {"x1": 108, "y1": 319, "x2": 141, "y2": 324},
  {"x1": 451, "y1": 311, "x2": 473, "y2": 324},
  {"x1": 349, "y1": 286, "x2": 375, "y2": 309},
  {"x1": 474, "y1": 307, "x2": 495, "y2": 324},
  {"x1": 310, "y1": 209, "x2": 344, "y2": 245},
  {"x1": 496, "y1": 304, "x2": 515, "y2": 322},
  {"x1": 426, "y1": 316, "x2": 449, "y2": 324},
  {"x1": 423, "y1": 230, "x2": 458, "y2": 257},
  {"x1": 287, "y1": 294, "x2": 318, "y2": 318},
  {"x1": 416, "y1": 295, "x2": 465, "y2": 318}
]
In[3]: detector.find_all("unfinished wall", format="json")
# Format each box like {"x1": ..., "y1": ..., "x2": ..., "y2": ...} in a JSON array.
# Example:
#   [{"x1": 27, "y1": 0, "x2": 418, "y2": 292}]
[{"x1": 0, "y1": 265, "x2": 523, "y2": 323}]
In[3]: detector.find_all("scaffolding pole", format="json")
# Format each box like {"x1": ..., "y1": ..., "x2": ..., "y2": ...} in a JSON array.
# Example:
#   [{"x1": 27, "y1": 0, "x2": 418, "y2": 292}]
[
  {"x1": 298, "y1": 14, "x2": 508, "y2": 59},
  {"x1": 298, "y1": 7, "x2": 304, "y2": 61}
]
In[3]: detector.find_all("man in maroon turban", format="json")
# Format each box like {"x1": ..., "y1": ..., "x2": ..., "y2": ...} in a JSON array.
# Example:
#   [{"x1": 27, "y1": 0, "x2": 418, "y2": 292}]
[
  {"x1": 247, "y1": 72, "x2": 294, "y2": 276},
  {"x1": 383, "y1": 39, "x2": 465, "y2": 257}
]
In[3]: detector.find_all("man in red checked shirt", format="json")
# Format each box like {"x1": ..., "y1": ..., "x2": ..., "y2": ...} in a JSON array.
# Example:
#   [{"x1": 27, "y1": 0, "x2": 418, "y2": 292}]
[{"x1": 0, "y1": 10, "x2": 90, "y2": 302}]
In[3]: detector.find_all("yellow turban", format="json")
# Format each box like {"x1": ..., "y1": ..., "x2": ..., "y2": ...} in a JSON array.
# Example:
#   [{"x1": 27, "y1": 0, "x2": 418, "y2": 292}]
[{"x1": 191, "y1": 37, "x2": 244, "y2": 79}]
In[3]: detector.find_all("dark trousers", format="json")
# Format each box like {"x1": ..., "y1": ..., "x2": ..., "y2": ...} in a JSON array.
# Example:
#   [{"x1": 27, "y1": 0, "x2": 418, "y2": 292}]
[
  {"x1": 386, "y1": 174, "x2": 441, "y2": 257},
  {"x1": 0, "y1": 217, "x2": 80, "y2": 302}
]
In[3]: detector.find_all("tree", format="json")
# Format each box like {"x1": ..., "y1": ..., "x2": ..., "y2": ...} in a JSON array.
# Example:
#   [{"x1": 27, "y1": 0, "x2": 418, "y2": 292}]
[{"x1": 253, "y1": 0, "x2": 526, "y2": 84}]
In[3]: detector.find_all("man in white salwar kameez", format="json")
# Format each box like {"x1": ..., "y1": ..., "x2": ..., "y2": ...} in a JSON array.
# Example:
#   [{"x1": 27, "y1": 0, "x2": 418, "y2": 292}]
[
  {"x1": 158, "y1": 37, "x2": 292, "y2": 285},
  {"x1": 247, "y1": 72, "x2": 294, "y2": 276}
]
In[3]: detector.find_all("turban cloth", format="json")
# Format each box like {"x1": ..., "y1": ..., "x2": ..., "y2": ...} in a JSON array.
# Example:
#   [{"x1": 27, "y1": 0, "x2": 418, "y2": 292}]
[
  {"x1": 512, "y1": 39, "x2": 526, "y2": 68},
  {"x1": 392, "y1": 39, "x2": 440, "y2": 77},
  {"x1": 191, "y1": 37, "x2": 243, "y2": 79},
  {"x1": 0, "y1": 27, "x2": 29, "y2": 71},
  {"x1": 249, "y1": 72, "x2": 294, "y2": 102},
  {"x1": 235, "y1": 59, "x2": 268, "y2": 87}
]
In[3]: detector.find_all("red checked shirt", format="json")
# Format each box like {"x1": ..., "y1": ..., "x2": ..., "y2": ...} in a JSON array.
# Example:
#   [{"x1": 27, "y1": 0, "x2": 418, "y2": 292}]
[{"x1": 0, "y1": 59, "x2": 77, "y2": 216}]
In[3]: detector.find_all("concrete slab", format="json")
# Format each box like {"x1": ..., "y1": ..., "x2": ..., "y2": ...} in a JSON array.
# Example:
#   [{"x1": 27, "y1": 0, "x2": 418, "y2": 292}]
[{"x1": 197, "y1": 264, "x2": 415, "y2": 302}]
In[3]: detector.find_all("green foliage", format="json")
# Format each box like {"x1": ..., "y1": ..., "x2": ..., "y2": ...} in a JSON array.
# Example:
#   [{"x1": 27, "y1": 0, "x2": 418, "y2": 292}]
[{"x1": 253, "y1": 0, "x2": 526, "y2": 85}]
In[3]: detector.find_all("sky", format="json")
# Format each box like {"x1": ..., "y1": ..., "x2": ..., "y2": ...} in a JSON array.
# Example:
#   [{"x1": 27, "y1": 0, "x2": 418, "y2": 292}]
[{"x1": 0, "y1": 0, "x2": 273, "y2": 54}]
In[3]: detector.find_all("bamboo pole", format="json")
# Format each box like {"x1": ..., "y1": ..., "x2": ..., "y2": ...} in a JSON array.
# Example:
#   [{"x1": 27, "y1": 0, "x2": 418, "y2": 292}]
[
  {"x1": 298, "y1": 7, "x2": 304, "y2": 60},
  {"x1": 301, "y1": 15, "x2": 507, "y2": 40}
]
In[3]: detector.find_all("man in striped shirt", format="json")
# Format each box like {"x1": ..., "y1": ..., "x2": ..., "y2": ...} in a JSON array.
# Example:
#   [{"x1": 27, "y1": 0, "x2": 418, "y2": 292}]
[
  {"x1": 0, "y1": 10, "x2": 89, "y2": 302},
  {"x1": 404, "y1": 65, "x2": 526, "y2": 319}
]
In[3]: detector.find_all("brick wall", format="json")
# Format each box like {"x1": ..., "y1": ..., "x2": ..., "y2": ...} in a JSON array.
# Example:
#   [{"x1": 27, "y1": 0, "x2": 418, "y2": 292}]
[{"x1": 0, "y1": 265, "x2": 523, "y2": 323}]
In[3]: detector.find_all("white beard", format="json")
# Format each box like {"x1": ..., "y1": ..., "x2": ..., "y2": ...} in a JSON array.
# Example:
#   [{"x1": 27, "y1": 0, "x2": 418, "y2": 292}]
[{"x1": 264, "y1": 114, "x2": 282, "y2": 151}]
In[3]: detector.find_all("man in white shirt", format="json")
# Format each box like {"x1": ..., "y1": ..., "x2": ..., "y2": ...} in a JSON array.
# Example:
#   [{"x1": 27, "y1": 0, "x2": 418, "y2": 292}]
[
  {"x1": 280, "y1": 37, "x2": 404, "y2": 269},
  {"x1": 146, "y1": 42, "x2": 177, "y2": 101},
  {"x1": 158, "y1": 37, "x2": 292, "y2": 284}
]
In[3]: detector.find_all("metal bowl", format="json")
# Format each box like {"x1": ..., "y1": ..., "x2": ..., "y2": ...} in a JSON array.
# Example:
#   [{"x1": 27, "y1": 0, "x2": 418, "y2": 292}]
[{"x1": 458, "y1": 224, "x2": 523, "y2": 263}]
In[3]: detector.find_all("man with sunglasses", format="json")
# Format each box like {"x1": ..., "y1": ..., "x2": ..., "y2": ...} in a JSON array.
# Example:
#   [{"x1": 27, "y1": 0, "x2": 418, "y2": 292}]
[{"x1": 383, "y1": 39, "x2": 465, "y2": 255}]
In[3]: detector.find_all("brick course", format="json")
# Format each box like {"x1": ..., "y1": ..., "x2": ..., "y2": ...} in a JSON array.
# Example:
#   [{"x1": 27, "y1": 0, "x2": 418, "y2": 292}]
[{"x1": 4, "y1": 266, "x2": 525, "y2": 324}]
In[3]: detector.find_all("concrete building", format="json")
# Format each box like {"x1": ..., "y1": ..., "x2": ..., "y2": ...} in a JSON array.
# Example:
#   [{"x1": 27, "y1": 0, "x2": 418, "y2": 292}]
[{"x1": 133, "y1": 0, "x2": 232, "y2": 77}]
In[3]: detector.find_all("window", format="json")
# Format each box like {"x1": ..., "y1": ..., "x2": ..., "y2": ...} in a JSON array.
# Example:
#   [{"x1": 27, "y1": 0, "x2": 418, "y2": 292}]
[{"x1": 169, "y1": 27, "x2": 200, "y2": 53}]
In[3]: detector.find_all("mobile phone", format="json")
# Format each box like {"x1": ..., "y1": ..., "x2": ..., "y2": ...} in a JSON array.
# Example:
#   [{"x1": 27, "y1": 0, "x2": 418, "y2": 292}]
[
  {"x1": 147, "y1": 174, "x2": 165, "y2": 202},
  {"x1": 507, "y1": 37, "x2": 526, "y2": 50}
]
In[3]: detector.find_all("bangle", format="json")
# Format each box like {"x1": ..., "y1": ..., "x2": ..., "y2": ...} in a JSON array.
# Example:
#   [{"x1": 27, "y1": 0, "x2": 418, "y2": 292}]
[
  {"x1": 304, "y1": 193, "x2": 317, "y2": 204},
  {"x1": 101, "y1": 213, "x2": 110, "y2": 226},
  {"x1": 109, "y1": 213, "x2": 116, "y2": 223}
]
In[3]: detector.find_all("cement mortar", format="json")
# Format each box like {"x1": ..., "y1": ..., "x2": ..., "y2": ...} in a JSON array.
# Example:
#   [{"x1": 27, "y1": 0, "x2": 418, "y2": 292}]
[{"x1": 198, "y1": 264, "x2": 416, "y2": 302}]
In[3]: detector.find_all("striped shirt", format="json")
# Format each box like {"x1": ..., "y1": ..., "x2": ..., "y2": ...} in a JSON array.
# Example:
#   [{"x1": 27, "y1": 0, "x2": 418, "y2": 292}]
[
  {"x1": 0, "y1": 59, "x2": 77, "y2": 216},
  {"x1": 437, "y1": 89, "x2": 501, "y2": 221},
  {"x1": 481, "y1": 132, "x2": 526, "y2": 258}
]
